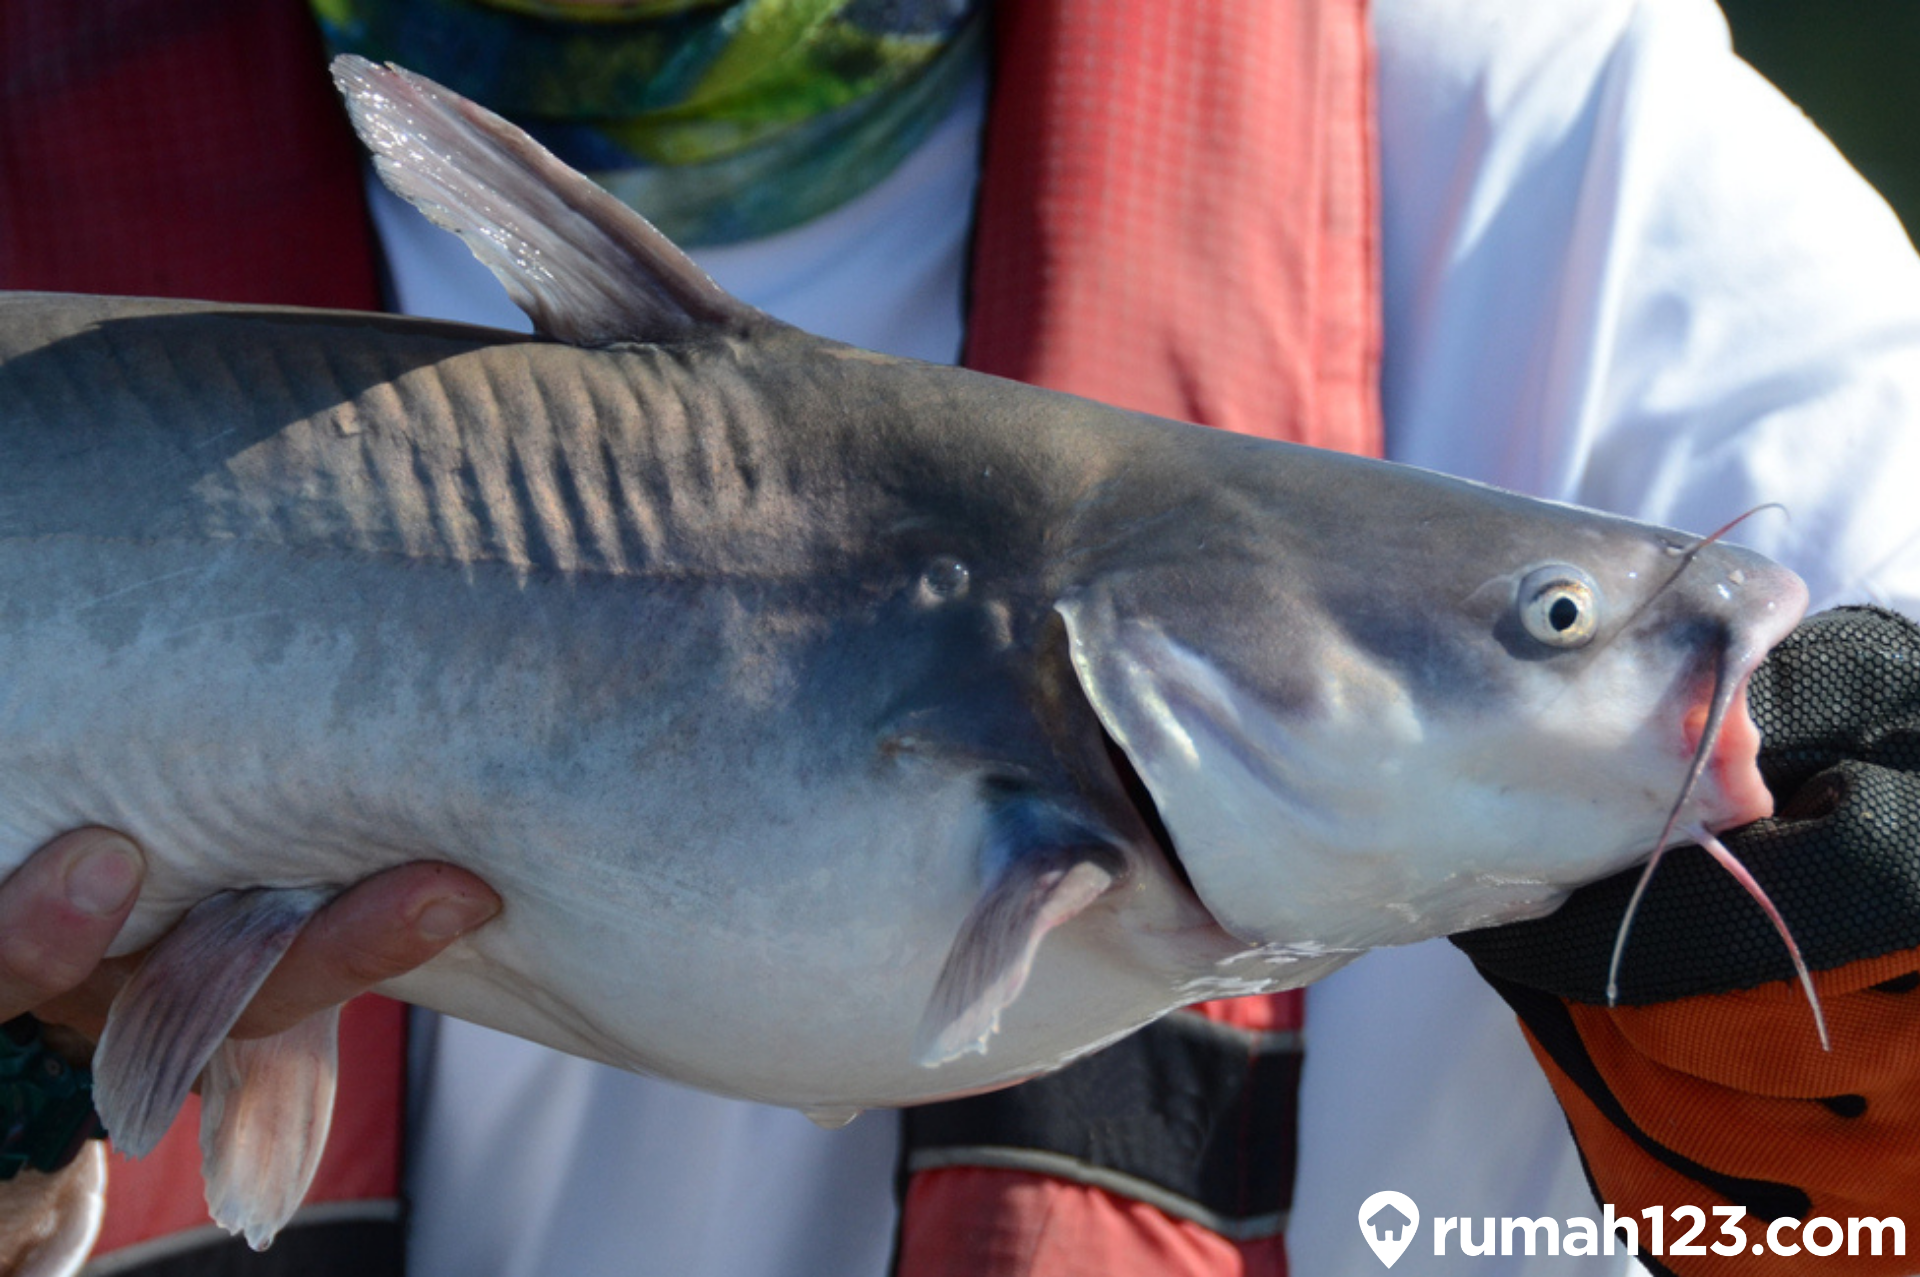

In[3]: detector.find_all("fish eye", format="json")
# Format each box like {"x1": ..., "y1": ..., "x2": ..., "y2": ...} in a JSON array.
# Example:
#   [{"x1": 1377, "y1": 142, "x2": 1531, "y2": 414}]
[
  {"x1": 1517, "y1": 565, "x2": 1599, "y2": 648},
  {"x1": 918, "y1": 556, "x2": 971, "y2": 604}
]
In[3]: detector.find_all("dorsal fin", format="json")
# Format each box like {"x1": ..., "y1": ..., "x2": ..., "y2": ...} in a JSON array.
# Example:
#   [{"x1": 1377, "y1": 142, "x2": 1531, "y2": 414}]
[{"x1": 330, "y1": 56, "x2": 763, "y2": 347}]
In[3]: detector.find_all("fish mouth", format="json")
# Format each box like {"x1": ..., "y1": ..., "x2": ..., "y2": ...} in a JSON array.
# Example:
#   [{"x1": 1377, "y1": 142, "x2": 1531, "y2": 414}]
[
  {"x1": 1688, "y1": 665, "x2": 1774, "y2": 830},
  {"x1": 1605, "y1": 562, "x2": 1812, "y2": 1018},
  {"x1": 1676, "y1": 564, "x2": 1809, "y2": 837}
]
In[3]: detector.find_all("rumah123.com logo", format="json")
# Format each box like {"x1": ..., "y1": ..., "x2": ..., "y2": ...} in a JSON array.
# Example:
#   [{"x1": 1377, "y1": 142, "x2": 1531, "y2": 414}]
[
  {"x1": 1357, "y1": 1191, "x2": 1906, "y2": 1266},
  {"x1": 1359, "y1": 1191, "x2": 1420, "y2": 1268}
]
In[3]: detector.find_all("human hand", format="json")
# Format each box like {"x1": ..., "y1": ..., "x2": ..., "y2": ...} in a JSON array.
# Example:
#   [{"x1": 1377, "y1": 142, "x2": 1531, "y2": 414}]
[
  {"x1": 0, "y1": 829, "x2": 145, "y2": 1035},
  {"x1": 2, "y1": 829, "x2": 500, "y2": 1053}
]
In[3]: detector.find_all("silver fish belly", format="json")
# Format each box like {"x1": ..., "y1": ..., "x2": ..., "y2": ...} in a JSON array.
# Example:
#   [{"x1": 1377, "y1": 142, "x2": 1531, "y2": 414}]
[{"x1": 0, "y1": 57, "x2": 1806, "y2": 1259}]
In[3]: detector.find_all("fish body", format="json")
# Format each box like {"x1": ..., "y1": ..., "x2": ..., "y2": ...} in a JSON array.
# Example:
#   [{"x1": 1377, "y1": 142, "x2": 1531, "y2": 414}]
[
  {"x1": 0, "y1": 59, "x2": 1806, "y2": 1259},
  {"x1": 0, "y1": 292, "x2": 1228, "y2": 1104}
]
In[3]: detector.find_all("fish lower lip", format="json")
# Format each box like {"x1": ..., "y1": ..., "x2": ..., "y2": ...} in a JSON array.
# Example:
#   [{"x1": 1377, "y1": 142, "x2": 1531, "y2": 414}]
[
  {"x1": 1696, "y1": 668, "x2": 1775, "y2": 829},
  {"x1": 1685, "y1": 568, "x2": 1809, "y2": 834}
]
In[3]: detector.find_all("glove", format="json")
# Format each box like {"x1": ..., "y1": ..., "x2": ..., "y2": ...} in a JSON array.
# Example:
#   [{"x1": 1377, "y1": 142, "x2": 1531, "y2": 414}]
[{"x1": 1455, "y1": 606, "x2": 1920, "y2": 1274}]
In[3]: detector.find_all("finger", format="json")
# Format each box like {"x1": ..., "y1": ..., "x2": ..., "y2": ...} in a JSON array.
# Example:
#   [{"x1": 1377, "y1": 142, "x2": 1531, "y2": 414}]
[
  {"x1": 229, "y1": 862, "x2": 500, "y2": 1039},
  {"x1": 0, "y1": 828, "x2": 145, "y2": 1022}
]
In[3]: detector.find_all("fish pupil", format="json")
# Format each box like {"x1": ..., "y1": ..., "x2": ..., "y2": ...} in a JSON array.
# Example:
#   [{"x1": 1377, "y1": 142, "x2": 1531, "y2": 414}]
[
  {"x1": 1549, "y1": 597, "x2": 1580, "y2": 631},
  {"x1": 920, "y1": 557, "x2": 971, "y2": 602}
]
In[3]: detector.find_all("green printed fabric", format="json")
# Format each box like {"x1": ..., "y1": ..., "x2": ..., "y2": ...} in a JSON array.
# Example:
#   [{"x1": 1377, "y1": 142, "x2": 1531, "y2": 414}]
[{"x1": 315, "y1": 0, "x2": 984, "y2": 244}]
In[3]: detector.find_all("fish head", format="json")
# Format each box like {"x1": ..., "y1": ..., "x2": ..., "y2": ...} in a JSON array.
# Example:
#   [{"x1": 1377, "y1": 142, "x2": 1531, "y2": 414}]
[{"x1": 1054, "y1": 426, "x2": 1809, "y2": 954}]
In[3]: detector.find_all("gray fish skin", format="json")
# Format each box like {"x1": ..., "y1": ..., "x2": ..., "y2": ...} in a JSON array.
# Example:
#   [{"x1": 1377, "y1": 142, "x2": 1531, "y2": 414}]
[
  {"x1": 0, "y1": 57, "x2": 1808, "y2": 1256},
  {"x1": 0, "y1": 292, "x2": 1231, "y2": 1102},
  {"x1": 0, "y1": 287, "x2": 1800, "y2": 1094}
]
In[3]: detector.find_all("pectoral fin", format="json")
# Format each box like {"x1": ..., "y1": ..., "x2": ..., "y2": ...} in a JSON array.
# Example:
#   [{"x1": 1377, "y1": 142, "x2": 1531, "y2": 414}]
[{"x1": 915, "y1": 799, "x2": 1126, "y2": 1068}]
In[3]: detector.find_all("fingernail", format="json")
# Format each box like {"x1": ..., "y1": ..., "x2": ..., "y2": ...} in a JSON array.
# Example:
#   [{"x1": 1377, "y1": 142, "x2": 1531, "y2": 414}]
[
  {"x1": 66, "y1": 837, "x2": 142, "y2": 917},
  {"x1": 414, "y1": 894, "x2": 500, "y2": 943}
]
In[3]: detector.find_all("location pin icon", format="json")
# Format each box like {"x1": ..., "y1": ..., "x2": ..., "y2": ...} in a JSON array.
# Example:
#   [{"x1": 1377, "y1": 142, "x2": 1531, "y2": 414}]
[{"x1": 1358, "y1": 1191, "x2": 1420, "y2": 1268}]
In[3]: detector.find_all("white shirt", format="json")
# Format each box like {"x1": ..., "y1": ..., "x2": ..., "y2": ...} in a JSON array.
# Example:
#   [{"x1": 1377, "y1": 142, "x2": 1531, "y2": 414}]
[{"x1": 376, "y1": 3, "x2": 1920, "y2": 1274}]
